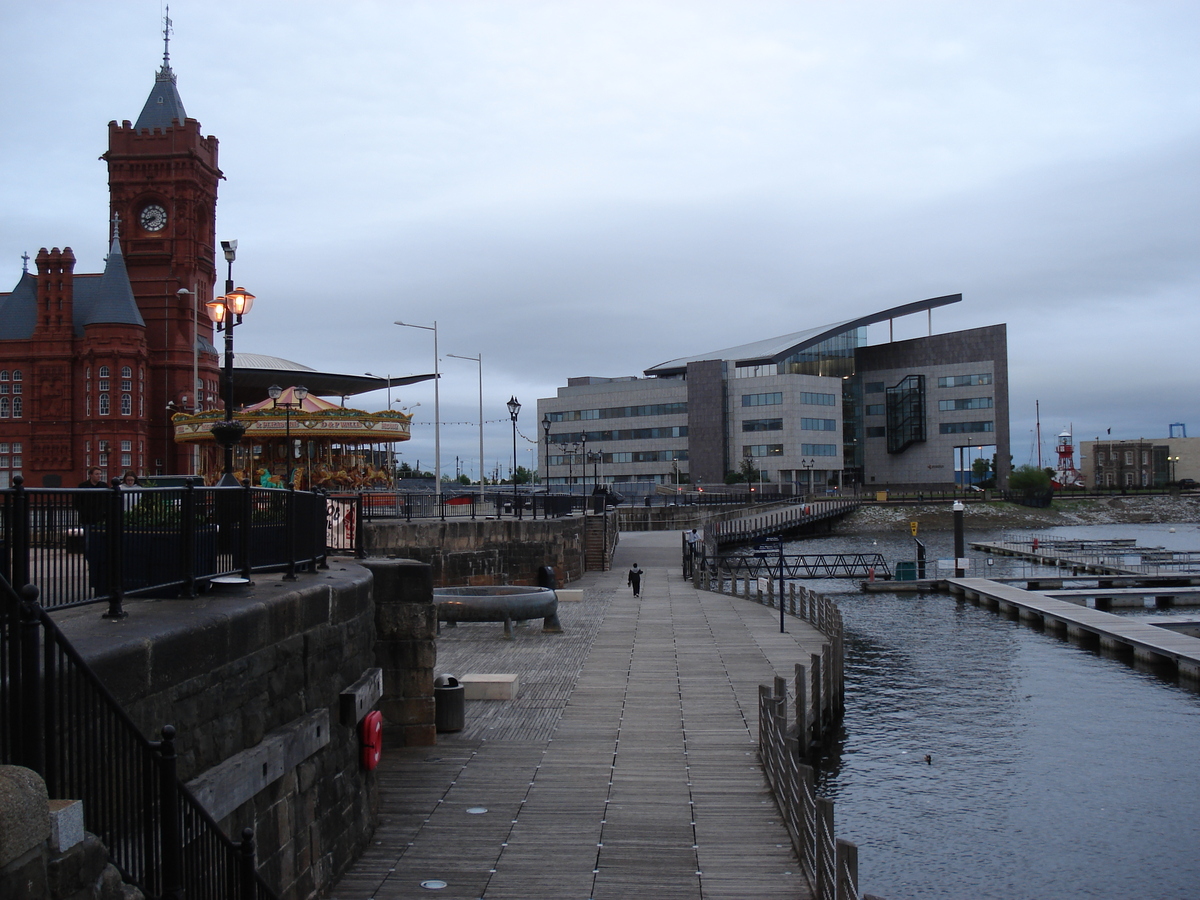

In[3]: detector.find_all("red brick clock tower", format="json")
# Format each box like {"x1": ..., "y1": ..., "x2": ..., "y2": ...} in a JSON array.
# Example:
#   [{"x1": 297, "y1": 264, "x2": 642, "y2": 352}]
[{"x1": 103, "y1": 32, "x2": 222, "y2": 474}]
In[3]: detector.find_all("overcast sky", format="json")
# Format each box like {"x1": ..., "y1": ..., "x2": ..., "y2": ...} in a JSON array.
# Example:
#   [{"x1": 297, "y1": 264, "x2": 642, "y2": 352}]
[{"x1": 3, "y1": 1, "x2": 1198, "y2": 478}]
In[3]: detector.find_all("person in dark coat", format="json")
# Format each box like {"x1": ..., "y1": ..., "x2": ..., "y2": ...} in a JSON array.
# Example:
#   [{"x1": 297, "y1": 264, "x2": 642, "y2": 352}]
[
  {"x1": 74, "y1": 466, "x2": 110, "y2": 593},
  {"x1": 627, "y1": 563, "x2": 643, "y2": 598}
]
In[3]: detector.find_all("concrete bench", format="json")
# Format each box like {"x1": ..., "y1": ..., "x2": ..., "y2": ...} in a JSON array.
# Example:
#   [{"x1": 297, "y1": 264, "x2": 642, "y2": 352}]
[{"x1": 461, "y1": 674, "x2": 520, "y2": 700}]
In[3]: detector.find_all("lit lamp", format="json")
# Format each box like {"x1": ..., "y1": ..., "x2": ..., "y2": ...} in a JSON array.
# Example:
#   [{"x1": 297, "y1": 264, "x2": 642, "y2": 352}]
[
  {"x1": 206, "y1": 247, "x2": 255, "y2": 486},
  {"x1": 507, "y1": 396, "x2": 521, "y2": 517},
  {"x1": 267, "y1": 384, "x2": 308, "y2": 486}
]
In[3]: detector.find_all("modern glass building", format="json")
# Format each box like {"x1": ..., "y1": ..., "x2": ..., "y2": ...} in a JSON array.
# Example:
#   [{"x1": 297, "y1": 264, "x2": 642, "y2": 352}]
[{"x1": 537, "y1": 294, "x2": 1010, "y2": 491}]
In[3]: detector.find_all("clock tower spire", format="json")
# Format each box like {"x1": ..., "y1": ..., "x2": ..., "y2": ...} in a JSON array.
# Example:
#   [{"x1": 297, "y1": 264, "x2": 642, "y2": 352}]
[{"x1": 102, "y1": 11, "x2": 223, "y2": 474}]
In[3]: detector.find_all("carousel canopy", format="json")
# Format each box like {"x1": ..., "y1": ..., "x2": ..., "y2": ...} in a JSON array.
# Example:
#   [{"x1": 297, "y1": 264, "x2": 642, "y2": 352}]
[
  {"x1": 231, "y1": 353, "x2": 436, "y2": 406},
  {"x1": 172, "y1": 389, "x2": 412, "y2": 444}
]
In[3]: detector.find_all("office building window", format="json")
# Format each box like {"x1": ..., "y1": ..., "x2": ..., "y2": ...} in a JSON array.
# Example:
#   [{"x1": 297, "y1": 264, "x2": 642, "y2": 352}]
[
  {"x1": 800, "y1": 443, "x2": 839, "y2": 456},
  {"x1": 801, "y1": 418, "x2": 837, "y2": 431},
  {"x1": 938, "y1": 397, "x2": 993, "y2": 411},
  {"x1": 937, "y1": 373, "x2": 992, "y2": 388},
  {"x1": 743, "y1": 445, "x2": 784, "y2": 458},
  {"x1": 939, "y1": 421, "x2": 994, "y2": 434},
  {"x1": 800, "y1": 392, "x2": 837, "y2": 406},
  {"x1": 742, "y1": 392, "x2": 783, "y2": 407},
  {"x1": 742, "y1": 418, "x2": 783, "y2": 432}
]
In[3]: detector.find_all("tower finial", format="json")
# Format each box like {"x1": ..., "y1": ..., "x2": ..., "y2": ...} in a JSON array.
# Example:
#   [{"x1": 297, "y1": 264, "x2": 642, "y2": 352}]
[
  {"x1": 21, "y1": 251, "x2": 30, "y2": 274},
  {"x1": 111, "y1": 212, "x2": 122, "y2": 241},
  {"x1": 163, "y1": 5, "x2": 173, "y2": 70}
]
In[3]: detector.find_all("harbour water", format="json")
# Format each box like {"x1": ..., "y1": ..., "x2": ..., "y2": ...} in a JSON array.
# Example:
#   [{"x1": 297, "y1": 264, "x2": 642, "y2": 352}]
[{"x1": 785, "y1": 524, "x2": 1200, "y2": 900}]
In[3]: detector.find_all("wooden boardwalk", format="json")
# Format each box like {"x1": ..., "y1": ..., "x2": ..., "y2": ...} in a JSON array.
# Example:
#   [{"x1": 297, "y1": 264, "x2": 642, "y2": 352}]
[
  {"x1": 947, "y1": 577, "x2": 1200, "y2": 683},
  {"x1": 331, "y1": 532, "x2": 826, "y2": 899}
]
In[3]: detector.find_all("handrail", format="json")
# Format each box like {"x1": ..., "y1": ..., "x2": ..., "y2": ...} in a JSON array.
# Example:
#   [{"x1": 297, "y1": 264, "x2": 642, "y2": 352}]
[
  {"x1": 1, "y1": 477, "x2": 329, "y2": 614},
  {"x1": 1, "y1": 573, "x2": 277, "y2": 899}
]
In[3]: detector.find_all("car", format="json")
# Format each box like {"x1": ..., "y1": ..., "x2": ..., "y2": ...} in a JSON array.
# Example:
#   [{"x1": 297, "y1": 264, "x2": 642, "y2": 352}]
[{"x1": 1178, "y1": 478, "x2": 1198, "y2": 490}]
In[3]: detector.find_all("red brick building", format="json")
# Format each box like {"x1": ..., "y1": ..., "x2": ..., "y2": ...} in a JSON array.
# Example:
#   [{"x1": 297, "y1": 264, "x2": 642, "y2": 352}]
[{"x1": 0, "y1": 45, "x2": 222, "y2": 486}]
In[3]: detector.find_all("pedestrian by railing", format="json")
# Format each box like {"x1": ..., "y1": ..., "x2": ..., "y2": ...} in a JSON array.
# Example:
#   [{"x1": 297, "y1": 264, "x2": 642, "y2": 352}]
[
  {"x1": 1, "y1": 574, "x2": 278, "y2": 899},
  {"x1": 0, "y1": 476, "x2": 329, "y2": 613}
]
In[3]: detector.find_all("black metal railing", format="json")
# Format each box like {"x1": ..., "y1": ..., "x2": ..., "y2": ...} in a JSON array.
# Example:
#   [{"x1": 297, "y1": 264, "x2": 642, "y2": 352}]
[
  {"x1": 0, "y1": 477, "x2": 329, "y2": 613},
  {"x1": 353, "y1": 490, "x2": 588, "y2": 521},
  {"x1": 1, "y1": 576, "x2": 277, "y2": 899}
]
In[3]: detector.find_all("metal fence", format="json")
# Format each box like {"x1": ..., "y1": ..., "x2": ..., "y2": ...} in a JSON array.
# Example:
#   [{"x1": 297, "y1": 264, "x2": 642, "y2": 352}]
[
  {"x1": 760, "y1": 673, "x2": 861, "y2": 900},
  {"x1": 352, "y1": 490, "x2": 590, "y2": 521},
  {"x1": 0, "y1": 476, "x2": 328, "y2": 614},
  {"x1": 2, "y1": 576, "x2": 277, "y2": 899}
]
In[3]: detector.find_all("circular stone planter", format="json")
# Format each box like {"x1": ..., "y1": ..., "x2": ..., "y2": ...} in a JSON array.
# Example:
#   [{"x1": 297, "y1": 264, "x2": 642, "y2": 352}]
[{"x1": 433, "y1": 585, "x2": 562, "y2": 638}]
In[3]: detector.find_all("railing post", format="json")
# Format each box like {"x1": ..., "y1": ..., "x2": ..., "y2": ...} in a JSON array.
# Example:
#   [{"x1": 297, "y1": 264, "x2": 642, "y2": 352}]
[
  {"x1": 835, "y1": 838, "x2": 859, "y2": 900},
  {"x1": 103, "y1": 482, "x2": 126, "y2": 620},
  {"x1": 354, "y1": 495, "x2": 365, "y2": 559},
  {"x1": 18, "y1": 584, "x2": 45, "y2": 777},
  {"x1": 816, "y1": 797, "x2": 835, "y2": 900},
  {"x1": 156, "y1": 725, "x2": 184, "y2": 900},
  {"x1": 240, "y1": 827, "x2": 258, "y2": 900},
  {"x1": 11, "y1": 475, "x2": 30, "y2": 589},
  {"x1": 284, "y1": 483, "x2": 298, "y2": 580},
  {"x1": 239, "y1": 480, "x2": 253, "y2": 581},
  {"x1": 181, "y1": 482, "x2": 197, "y2": 598}
]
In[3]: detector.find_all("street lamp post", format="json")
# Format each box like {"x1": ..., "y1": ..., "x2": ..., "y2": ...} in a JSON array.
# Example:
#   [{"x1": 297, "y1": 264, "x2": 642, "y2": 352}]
[
  {"x1": 507, "y1": 396, "x2": 521, "y2": 518},
  {"x1": 395, "y1": 320, "x2": 440, "y2": 503},
  {"x1": 802, "y1": 458, "x2": 814, "y2": 498},
  {"x1": 541, "y1": 415, "x2": 551, "y2": 488},
  {"x1": 267, "y1": 385, "x2": 308, "y2": 486},
  {"x1": 206, "y1": 240, "x2": 255, "y2": 487},
  {"x1": 448, "y1": 353, "x2": 484, "y2": 494}
]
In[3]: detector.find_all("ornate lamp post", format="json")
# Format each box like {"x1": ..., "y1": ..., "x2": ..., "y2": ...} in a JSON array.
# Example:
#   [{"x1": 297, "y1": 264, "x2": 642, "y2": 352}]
[
  {"x1": 267, "y1": 385, "x2": 308, "y2": 485},
  {"x1": 206, "y1": 240, "x2": 254, "y2": 486},
  {"x1": 507, "y1": 396, "x2": 521, "y2": 517},
  {"x1": 541, "y1": 414, "x2": 552, "y2": 487},
  {"x1": 802, "y1": 457, "x2": 814, "y2": 498}
]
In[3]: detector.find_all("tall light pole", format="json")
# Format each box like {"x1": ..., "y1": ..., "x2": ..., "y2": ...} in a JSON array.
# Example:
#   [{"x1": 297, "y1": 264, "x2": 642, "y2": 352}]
[
  {"x1": 395, "y1": 320, "x2": 440, "y2": 503},
  {"x1": 206, "y1": 240, "x2": 255, "y2": 487},
  {"x1": 802, "y1": 457, "x2": 814, "y2": 498},
  {"x1": 542, "y1": 414, "x2": 551, "y2": 488},
  {"x1": 507, "y1": 396, "x2": 521, "y2": 517},
  {"x1": 448, "y1": 353, "x2": 483, "y2": 492}
]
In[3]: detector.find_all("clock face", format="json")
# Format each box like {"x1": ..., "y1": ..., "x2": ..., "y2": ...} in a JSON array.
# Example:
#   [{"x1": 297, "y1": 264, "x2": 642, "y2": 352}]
[{"x1": 140, "y1": 204, "x2": 167, "y2": 232}]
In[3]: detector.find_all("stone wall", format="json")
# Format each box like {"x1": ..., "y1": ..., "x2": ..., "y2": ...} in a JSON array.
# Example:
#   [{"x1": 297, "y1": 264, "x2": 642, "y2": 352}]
[
  {"x1": 54, "y1": 565, "x2": 379, "y2": 900},
  {"x1": 364, "y1": 517, "x2": 586, "y2": 586},
  {"x1": 0, "y1": 766, "x2": 140, "y2": 900}
]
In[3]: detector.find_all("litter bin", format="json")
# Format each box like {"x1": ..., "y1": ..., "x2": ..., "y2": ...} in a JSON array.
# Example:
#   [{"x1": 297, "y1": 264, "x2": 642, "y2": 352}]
[
  {"x1": 537, "y1": 565, "x2": 557, "y2": 590},
  {"x1": 895, "y1": 560, "x2": 917, "y2": 581},
  {"x1": 434, "y1": 674, "x2": 465, "y2": 733}
]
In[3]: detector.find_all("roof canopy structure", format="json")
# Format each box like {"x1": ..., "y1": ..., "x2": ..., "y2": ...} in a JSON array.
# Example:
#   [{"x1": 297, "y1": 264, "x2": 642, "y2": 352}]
[
  {"x1": 644, "y1": 293, "x2": 962, "y2": 377},
  {"x1": 230, "y1": 353, "x2": 435, "y2": 407}
]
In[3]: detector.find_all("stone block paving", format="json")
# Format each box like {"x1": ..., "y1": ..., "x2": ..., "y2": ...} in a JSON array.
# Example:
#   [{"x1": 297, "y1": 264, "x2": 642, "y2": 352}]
[{"x1": 330, "y1": 531, "x2": 823, "y2": 899}]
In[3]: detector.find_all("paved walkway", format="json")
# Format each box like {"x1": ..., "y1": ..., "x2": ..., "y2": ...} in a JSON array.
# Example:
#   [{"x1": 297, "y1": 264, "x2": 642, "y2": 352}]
[{"x1": 331, "y1": 531, "x2": 826, "y2": 899}]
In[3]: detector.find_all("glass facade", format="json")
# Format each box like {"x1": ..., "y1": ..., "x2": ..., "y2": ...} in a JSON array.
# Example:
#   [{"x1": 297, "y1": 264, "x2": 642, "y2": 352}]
[{"x1": 779, "y1": 327, "x2": 865, "y2": 377}]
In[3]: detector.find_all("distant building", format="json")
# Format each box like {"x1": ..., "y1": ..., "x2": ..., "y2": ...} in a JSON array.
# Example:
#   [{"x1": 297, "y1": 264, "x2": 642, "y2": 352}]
[
  {"x1": 1081, "y1": 436, "x2": 1200, "y2": 488},
  {"x1": 537, "y1": 294, "x2": 1010, "y2": 491},
  {"x1": 0, "y1": 40, "x2": 222, "y2": 486}
]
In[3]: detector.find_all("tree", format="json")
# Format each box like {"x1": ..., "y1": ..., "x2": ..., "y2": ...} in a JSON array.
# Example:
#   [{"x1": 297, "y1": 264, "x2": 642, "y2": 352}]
[
  {"x1": 1009, "y1": 464, "x2": 1051, "y2": 492},
  {"x1": 511, "y1": 466, "x2": 534, "y2": 485}
]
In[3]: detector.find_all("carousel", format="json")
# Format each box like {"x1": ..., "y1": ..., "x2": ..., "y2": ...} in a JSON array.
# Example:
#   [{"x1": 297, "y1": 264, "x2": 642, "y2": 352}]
[{"x1": 171, "y1": 386, "x2": 411, "y2": 489}]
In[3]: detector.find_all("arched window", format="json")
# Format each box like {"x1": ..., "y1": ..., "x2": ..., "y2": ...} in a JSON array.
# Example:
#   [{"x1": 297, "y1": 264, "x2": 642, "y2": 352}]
[
  {"x1": 0, "y1": 371, "x2": 7, "y2": 381},
  {"x1": 121, "y1": 366, "x2": 132, "y2": 379},
  {"x1": 120, "y1": 394, "x2": 132, "y2": 415},
  {"x1": 11, "y1": 398, "x2": 20, "y2": 418},
  {"x1": 0, "y1": 397, "x2": 8, "y2": 417},
  {"x1": 10, "y1": 371, "x2": 20, "y2": 394},
  {"x1": 98, "y1": 366, "x2": 110, "y2": 378},
  {"x1": 99, "y1": 393, "x2": 110, "y2": 416}
]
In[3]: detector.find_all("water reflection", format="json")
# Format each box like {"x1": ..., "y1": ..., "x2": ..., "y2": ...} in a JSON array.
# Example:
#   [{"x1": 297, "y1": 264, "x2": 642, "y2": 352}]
[{"x1": 786, "y1": 526, "x2": 1200, "y2": 900}]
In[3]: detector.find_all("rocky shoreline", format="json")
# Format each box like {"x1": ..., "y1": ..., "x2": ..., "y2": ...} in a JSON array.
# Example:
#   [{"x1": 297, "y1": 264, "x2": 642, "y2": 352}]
[{"x1": 837, "y1": 494, "x2": 1200, "y2": 534}]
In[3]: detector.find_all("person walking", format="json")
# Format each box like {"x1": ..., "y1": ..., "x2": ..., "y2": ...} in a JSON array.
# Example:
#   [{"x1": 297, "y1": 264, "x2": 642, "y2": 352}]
[
  {"x1": 627, "y1": 562, "x2": 643, "y2": 598},
  {"x1": 120, "y1": 470, "x2": 139, "y2": 511}
]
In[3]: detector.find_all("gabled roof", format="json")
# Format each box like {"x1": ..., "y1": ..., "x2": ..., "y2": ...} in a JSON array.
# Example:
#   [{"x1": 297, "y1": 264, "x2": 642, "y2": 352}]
[
  {"x1": 644, "y1": 293, "x2": 962, "y2": 376},
  {"x1": 134, "y1": 63, "x2": 187, "y2": 132},
  {"x1": 0, "y1": 239, "x2": 144, "y2": 340},
  {"x1": 0, "y1": 271, "x2": 37, "y2": 340}
]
